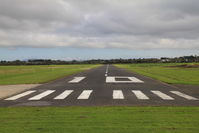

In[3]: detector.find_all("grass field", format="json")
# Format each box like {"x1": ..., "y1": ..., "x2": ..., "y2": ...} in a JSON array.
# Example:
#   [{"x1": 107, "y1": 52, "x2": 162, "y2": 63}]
[
  {"x1": 0, "y1": 64, "x2": 100, "y2": 85},
  {"x1": 115, "y1": 63, "x2": 199, "y2": 85},
  {"x1": 0, "y1": 107, "x2": 198, "y2": 133}
]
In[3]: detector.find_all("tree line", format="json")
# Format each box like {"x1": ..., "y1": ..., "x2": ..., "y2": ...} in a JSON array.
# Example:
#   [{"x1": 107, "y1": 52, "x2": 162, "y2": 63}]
[{"x1": 0, "y1": 55, "x2": 199, "y2": 65}]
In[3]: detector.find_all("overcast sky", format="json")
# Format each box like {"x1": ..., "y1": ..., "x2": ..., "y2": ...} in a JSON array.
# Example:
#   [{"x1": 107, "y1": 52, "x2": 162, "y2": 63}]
[{"x1": 0, "y1": 0, "x2": 199, "y2": 60}]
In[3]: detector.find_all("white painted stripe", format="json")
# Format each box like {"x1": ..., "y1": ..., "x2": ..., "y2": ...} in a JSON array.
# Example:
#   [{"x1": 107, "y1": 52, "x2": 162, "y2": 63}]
[
  {"x1": 54, "y1": 90, "x2": 73, "y2": 100},
  {"x1": 77, "y1": 90, "x2": 93, "y2": 99},
  {"x1": 113, "y1": 90, "x2": 124, "y2": 99},
  {"x1": 29, "y1": 90, "x2": 55, "y2": 100},
  {"x1": 105, "y1": 64, "x2": 109, "y2": 74},
  {"x1": 170, "y1": 91, "x2": 198, "y2": 100},
  {"x1": 5, "y1": 90, "x2": 36, "y2": 100},
  {"x1": 151, "y1": 91, "x2": 174, "y2": 100},
  {"x1": 68, "y1": 77, "x2": 85, "y2": 83},
  {"x1": 105, "y1": 64, "x2": 109, "y2": 77},
  {"x1": 132, "y1": 90, "x2": 149, "y2": 100}
]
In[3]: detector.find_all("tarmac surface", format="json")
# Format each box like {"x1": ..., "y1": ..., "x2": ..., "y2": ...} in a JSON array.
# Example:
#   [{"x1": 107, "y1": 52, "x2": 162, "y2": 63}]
[{"x1": 0, "y1": 65, "x2": 199, "y2": 106}]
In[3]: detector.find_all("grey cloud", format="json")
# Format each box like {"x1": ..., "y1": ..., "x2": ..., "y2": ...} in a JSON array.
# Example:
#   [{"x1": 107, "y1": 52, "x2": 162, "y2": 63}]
[
  {"x1": 0, "y1": 0, "x2": 80, "y2": 22},
  {"x1": 0, "y1": 0, "x2": 199, "y2": 49}
]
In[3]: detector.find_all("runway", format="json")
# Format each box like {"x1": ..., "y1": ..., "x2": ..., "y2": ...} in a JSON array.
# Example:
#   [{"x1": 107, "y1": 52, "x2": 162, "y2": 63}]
[{"x1": 1, "y1": 65, "x2": 199, "y2": 106}]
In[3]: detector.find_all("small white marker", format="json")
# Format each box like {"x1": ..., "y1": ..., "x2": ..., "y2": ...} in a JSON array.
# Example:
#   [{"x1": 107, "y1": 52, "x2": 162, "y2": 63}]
[
  {"x1": 68, "y1": 77, "x2": 85, "y2": 83},
  {"x1": 5, "y1": 90, "x2": 36, "y2": 100},
  {"x1": 113, "y1": 90, "x2": 124, "y2": 99},
  {"x1": 29, "y1": 90, "x2": 55, "y2": 100},
  {"x1": 54, "y1": 90, "x2": 73, "y2": 100},
  {"x1": 151, "y1": 91, "x2": 174, "y2": 100},
  {"x1": 170, "y1": 91, "x2": 198, "y2": 100},
  {"x1": 132, "y1": 90, "x2": 149, "y2": 100},
  {"x1": 77, "y1": 90, "x2": 93, "y2": 99}
]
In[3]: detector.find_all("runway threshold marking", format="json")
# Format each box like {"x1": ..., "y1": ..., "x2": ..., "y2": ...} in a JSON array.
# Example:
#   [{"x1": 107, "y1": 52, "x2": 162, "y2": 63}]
[
  {"x1": 132, "y1": 90, "x2": 149, "y2": 100},
  {"x1": 151, "y1": 91, "x2": 174, "y2": 100},
  {"x1": 68, "y1": 77, "x2": 85, "y2": 83},
  {"x1": 77, "y1": 90, "x2": 93, "y2": 99},
  {"x1": 3, "y1": 90, "x2": 198, "y2": 101},
  {"x1": 28, "y1": 90, "x2": 55, "y2": 100},
  {"x1": 5, "y1": 90, "x2": 36, "y2": 100},
  {"x1": 54, "y1": 90, "x2": 73, "y2": 100},
  {"x1": 170, "y1": 91, "x2": 198, "y2": 100},
  {"x1": 113, "y1": 90, "x2": 124, "y2": 99}
]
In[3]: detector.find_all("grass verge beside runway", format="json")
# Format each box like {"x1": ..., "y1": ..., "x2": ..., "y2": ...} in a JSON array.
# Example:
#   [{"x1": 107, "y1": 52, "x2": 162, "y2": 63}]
[
  {"x1": 0, "y1": 64, "x2": 100, "y2": 85},
  {"x1": 115, "y1": 63, "x2": 199, "y2": 85},
  {"x1": 0, "y1": 107, "x2": 198, "y2": 133}
]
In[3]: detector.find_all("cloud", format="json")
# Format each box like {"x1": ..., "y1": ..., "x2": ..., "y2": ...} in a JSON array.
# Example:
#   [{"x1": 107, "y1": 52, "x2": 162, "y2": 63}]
[{"x1": 0, "y1": 0, "x2": 199, "y2": 49}]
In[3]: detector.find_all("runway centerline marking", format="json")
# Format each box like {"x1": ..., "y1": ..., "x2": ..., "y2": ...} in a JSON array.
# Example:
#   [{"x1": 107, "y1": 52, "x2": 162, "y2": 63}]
[
  {"x1": 132, "y1": 90, "x2": 149, "y2": 100},
  {"x1": 77, "y1": 90, "x2": 93, "y2": 99},
  {"x1": 29, "y1": 90, "x2": 55, "y2": 100},
  {"x1": 105, "y1": 64, "x2": 109, "y2": 77},
  {"x1": 54, "y1": 90, "x2": 73, "y2": 100},
  {"x1": 151, "y1": 91, "x2": 174, "y2": 100},
  {"x1": 68, "y1": 77, "x2": 85, "y2": 83},
  {"x1": 170, "y1": 91, "x2": 198, "y2": 100},
  {"x1": 113, "y1": 90, "x2": 124, "y2": 99},
  {"x1": 5, "y1": 90, "x2": 36, "y2": 100}
]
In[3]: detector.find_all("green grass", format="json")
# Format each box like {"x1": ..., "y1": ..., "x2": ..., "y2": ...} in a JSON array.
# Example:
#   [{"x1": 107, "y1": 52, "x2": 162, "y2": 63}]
[
  {"x1": 0, "y1": 64, "x2": 100, "y2": 85},
  {"x1": 115, "y1": 63, "x2": 199, "y2": 85},
  {"x1": 0, "y1": 107, "x2": 198, "y2": 133}
]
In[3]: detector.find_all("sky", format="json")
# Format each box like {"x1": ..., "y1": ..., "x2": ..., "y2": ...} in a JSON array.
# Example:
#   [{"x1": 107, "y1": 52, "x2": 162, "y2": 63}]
[{"x1": 0, "y1": 0, "x2": 199, "y2": 61}]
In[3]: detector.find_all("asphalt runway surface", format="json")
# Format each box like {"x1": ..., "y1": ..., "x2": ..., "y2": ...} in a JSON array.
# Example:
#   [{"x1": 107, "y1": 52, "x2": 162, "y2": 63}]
[{"x1": 1, "y1": 65, "x2": 199, "y2": 106}]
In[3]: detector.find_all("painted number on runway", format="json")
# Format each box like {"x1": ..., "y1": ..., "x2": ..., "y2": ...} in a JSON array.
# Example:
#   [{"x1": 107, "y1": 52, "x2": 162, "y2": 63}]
[{"x1": 106, "y1": 76, "x2": 144, "y2": 83}]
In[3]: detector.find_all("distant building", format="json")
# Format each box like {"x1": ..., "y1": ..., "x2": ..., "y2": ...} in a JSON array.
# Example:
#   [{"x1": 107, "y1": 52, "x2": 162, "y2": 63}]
[{"x1": 160, "y1": 57, "x2": 171, "y2": 62}]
